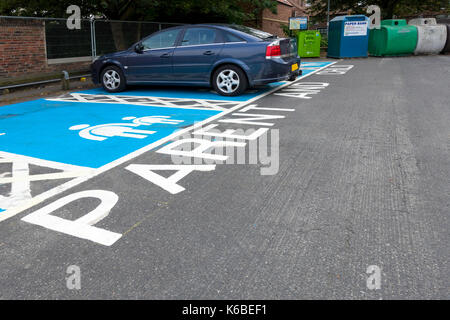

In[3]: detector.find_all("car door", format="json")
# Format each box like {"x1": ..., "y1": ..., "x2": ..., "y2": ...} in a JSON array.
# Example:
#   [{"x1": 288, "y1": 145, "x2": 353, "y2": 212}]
[
  {"x1": 126, "y1": 28, "x2": 182, "y2": 82},
  {"x1": 172, "y1": 27, "x2": 224, "y2": 83}
]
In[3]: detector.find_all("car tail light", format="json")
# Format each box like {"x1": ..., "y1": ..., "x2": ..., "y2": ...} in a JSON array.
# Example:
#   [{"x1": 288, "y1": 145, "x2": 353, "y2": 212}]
[{"x1": 266, "y1": 41, "x2": 281, "y2": 58}]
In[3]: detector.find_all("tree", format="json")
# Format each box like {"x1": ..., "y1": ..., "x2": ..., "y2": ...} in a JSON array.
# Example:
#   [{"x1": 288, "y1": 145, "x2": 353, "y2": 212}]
[
  {"x1": 307, "y1": 0, "x2": 449, "y2": 22},
  {"x1": 0, "y1": 0, "x2": 278, "y2": 50},
  {"x1": 0, "y1": 0, "x2": 277, "y2": 22},
  {"x1": 0, "y1": 0, "x2": 97, "y2": 17}
]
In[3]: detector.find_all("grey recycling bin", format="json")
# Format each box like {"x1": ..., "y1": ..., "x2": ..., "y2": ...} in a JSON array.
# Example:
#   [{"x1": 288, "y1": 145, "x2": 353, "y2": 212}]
[{"x1": 408, "y1": 18, "x2": 447, "y2": 54}]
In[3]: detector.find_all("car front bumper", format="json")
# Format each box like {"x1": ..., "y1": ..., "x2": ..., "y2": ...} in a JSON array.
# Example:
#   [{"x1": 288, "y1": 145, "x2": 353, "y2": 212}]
[{"x1": 91, "y1": 62, "x2": 101, "y2": 85}]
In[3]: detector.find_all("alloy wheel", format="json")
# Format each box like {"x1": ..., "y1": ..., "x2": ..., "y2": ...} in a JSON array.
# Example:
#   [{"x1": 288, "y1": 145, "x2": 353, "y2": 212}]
[
  {"x1": 103, "y1": 70, "x2": 121, "y2": 90},
  {"x1": 216, "y1": 69, "x2": 240, "y2": 94}
]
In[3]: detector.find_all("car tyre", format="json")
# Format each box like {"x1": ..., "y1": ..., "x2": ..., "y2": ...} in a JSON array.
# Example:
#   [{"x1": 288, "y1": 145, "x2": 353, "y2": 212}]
[
  {"x1": 212, "y1": 65, "x2": 247, "y2": 96},
  {"x1": 101, "y1": 65, "x2": 126, "y2": 93}
]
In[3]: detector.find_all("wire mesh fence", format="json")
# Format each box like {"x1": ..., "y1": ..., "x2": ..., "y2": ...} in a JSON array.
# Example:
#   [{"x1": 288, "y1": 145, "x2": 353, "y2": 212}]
[
  {"x1": 92, "y1": 20, "x2": 183, "y2": 57},
  {"x1": 1, "y1": 16, "x2": 184, "y2": 61},
  {"x1": 45, "y1": 19, "x2": 92, "y2": 59},
  {"x1": 316, "y1": 27, "x2": 328, "y2": 48}
]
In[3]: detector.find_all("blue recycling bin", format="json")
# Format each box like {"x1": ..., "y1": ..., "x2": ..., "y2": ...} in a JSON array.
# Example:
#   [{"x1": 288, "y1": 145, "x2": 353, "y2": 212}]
[{"x1": 327, "y1": 15, "x2": 370, "y2": 58}]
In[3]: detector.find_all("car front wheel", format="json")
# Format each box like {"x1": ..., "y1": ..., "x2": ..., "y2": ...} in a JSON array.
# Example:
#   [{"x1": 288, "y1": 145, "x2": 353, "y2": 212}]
[
  {"x1": 212, "y1": 65, "x2": 247, "y2": 96},
  {"x1": 101, "y1": 65, "x2": 126, "y2": 93}
]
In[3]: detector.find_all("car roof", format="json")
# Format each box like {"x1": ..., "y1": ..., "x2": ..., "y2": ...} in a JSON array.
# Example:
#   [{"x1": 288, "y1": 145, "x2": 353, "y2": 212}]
[
  {"x1": 181, "y1": 24, "x2": 263, "y2": 42},
  {"x1": 150, "y1": 23, "x2": 264, "y2": 42}
]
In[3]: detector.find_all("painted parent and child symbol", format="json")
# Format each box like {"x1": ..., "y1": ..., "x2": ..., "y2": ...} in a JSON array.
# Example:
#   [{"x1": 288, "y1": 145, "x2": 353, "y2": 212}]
[{"x1": 69, "y1": 116, "x2": 184, "y2": 141}]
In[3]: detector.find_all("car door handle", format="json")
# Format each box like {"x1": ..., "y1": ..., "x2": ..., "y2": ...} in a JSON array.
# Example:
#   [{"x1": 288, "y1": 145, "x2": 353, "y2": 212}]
[
  {"x1": 203, "y1": 51, "x2": 214, "y2": 55},
  {"x1": 160, "y1": 53, "x2": 171, "y2": 58}
]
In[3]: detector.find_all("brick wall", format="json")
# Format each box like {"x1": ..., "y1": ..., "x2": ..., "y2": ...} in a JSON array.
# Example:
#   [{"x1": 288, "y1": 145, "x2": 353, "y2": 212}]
[
  {"x1": 261, "y1": 2, "x2": 294, "y2": 37},
  {"x1": 0, "y1": 17, "x2": 90, "y2": 82},
  {"x1": 260, "y1": 0, "x2": 308, "y2": 37}
]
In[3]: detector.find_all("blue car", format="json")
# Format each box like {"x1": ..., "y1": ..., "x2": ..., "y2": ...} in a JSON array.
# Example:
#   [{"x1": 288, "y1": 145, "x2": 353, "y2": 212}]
[{"x1": 91, "y1": 24, "x2": 301, "y2": 96}]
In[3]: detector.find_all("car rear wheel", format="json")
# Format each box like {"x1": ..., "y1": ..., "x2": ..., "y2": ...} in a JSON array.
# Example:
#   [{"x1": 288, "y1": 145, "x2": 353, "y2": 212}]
[
  {"x1": 101, "y1": 65, "x2": 126, "y2": 93},
  {"x1": 212, "y1": 65, "x2": 247, "y2": 96}
]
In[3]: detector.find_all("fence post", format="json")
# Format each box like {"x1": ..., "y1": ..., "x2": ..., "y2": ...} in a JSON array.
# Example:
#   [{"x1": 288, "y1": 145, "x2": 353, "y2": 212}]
[
  {"x1": 61, "y1": 70, "x2": 70, "y2": 90},
  {"x1": 90, "y1": 15, "x2": 96, "y2": 60}
]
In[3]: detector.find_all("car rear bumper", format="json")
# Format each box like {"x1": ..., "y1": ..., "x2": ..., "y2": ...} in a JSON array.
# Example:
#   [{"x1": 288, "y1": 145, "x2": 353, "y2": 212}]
[
  {"x1": 252, "y1": 56, "x2": 301, "y2": 85},
  {"x1": 252, "y1": 70, "x2": 301, "y2": 85}
]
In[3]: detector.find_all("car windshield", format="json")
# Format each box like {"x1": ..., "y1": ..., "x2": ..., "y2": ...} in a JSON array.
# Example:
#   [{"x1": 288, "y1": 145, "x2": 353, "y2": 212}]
[{"x1": 226, "y1": 24, "x2": 277, "y2": 40}]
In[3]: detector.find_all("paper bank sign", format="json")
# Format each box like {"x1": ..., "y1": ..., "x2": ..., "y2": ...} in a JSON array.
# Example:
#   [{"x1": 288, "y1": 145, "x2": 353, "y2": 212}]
[{"x1": 344, "y1": 21, "x2": 368, "y2": 36}]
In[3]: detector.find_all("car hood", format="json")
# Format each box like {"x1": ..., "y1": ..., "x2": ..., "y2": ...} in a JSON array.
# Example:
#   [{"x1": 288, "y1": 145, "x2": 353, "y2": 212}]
[{"x1": 99, "y1": 49, "x2": 131, "y2": 60}]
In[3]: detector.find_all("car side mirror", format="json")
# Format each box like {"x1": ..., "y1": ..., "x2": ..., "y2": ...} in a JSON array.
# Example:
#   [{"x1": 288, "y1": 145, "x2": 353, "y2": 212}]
[{"x1": 135, "y1": 43, "x2": 144, "y2": 53}]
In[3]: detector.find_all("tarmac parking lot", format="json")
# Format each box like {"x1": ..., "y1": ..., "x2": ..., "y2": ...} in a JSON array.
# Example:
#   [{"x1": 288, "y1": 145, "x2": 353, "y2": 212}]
[{"x1": 0, "y1": 56, "x2": 449, "y2": 299}]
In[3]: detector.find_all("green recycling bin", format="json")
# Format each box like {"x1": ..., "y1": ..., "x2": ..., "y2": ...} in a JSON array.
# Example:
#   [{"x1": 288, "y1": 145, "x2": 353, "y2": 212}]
[
  {"x1": 368, "y1": 19, "x2": 418, "y2": 56},
  {"x1": 297, "y1": 30, "x2": 321, "y2": 58}
]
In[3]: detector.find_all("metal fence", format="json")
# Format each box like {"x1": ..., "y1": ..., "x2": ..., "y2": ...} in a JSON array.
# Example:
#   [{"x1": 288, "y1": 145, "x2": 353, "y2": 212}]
[
  {"x1": 316, "y1": 27, "x2": 328, "y2": 48},
  {"x1": 92, "y1": 20, "x2": 183, "y2": 57},
  {"x1": 44, "y1": 18, "x2": 91, "y2": 59},
  {"x1": 1, "y1": 16, "x2": 183, "y2": 61},
  {"x1": 48, "y1": 18, "x2": 183, "y2": 59}
]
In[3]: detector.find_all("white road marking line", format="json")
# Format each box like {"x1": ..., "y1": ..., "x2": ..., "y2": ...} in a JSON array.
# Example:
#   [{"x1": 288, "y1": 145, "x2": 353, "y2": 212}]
[
  {"x1": 0, "y1": 161, "x2": 32, "y2": 209},
  {"x1": 72, "y1": 93, "x2": 242, "y2": 104},
  {"x1": 21, "y1": 190, "x2": 121, "y2": 246},
  {"x1": 69, "y1": 93, "x2": 90, "y2": 102},
  {"x1": 219, "y1": 113, "x2": 285, "y2": 126},
  {"x1": 0, "y1": 153, "x2": 94, "y2": 211},
  {"x1": 106, "y1": 95, "x2": 130, "y2": 103},
  {"x1": 194, "y1": 99, "x2": 228, "y2": 111},
  {"x1": 239, "y1": 104, "x2": 294, "y2": 112},
  {"x1": 0, "y1": 61, "x2": 338, "y2": 222},
  {"x1": 47, "y1": 96, "x2": 228, "y2": 112},
  {"x1": 47, "y1": 96, "x2": 216, "y2": 111},
  {"x1": 0, "y1": 151, "x2": 91, "y2": 172},
  {"x1": 47, "y1": 93, "x2": 239, "y2": 112},
  {"x1": 125, "y1": 164, "x2": 216, "y2": 194},
  {"x1": 0, "y1": 171, "x2": 93, "y2": 184}
]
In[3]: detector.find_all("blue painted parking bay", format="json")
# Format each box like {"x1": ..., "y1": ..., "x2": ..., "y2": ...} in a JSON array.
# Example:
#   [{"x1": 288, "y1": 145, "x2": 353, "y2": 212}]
[
  {"x1": 0, "y1": 100, "x2": 220, "y2": 168},
  {"x1": 78, "y1": 82, "x2": 284, "y2": 101},
  {"x1": 0, "y1": 62, "x2": 333, "y2": 169}
]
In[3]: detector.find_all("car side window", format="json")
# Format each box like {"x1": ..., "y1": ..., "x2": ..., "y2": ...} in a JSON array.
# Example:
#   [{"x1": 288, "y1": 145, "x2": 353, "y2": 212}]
[
  {"x1": 142, "y1": 29, "x2": 181, "y2": 50},
  {"x1": 181, "y1": 28, "x2": 218, "y2": 46},
  {"x1": 224, "y1": 32, "x2": 244, "y2": 43}
]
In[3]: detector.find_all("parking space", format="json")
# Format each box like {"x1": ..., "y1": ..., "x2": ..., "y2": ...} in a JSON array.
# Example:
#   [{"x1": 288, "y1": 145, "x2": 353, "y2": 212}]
[
  {"x1": 0, "y1": 99, "x2": 220, "y2": 168},
  {"x1": 0, "y1": 61, "x2": 334, "y2": 217}
]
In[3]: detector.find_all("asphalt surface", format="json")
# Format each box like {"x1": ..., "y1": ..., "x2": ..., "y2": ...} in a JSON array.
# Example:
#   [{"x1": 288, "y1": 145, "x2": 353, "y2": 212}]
[{"x1": 0, "y1": 56, "x2": 449, "y2": 299}]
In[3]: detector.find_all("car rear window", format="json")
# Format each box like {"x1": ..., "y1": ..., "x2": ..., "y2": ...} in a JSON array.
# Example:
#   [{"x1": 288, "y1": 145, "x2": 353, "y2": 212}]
[
  {"x1": 226, "y1": 25, "x2": 276, "y2": 40},
  {"x1": 224, "y1": 32, "x2": 244, "y2": 43}
]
